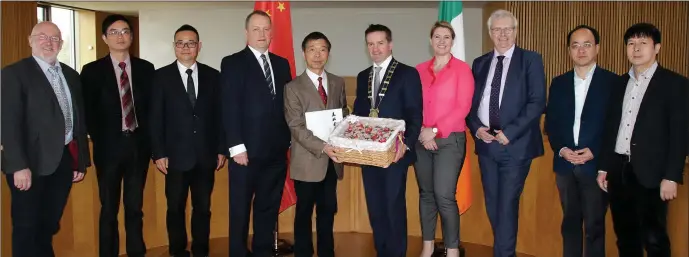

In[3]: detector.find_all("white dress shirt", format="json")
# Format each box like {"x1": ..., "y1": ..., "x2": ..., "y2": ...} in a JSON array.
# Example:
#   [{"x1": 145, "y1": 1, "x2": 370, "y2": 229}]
[
  {"x1": 228, "y1": 46, "x2": 277, "y2": 157},
  {"x1": 615, "y1": 62, "x2": 658, "y2": 155},
  {"x1": 478, "y1": 44, "x2": 515, "y2": 128},
  {"x1": 371, "y1": 55, "x2": 393, "y2": 106},
  {"x1": 306, "y1": 68, "x2": 328, "y2": 94},
  {"x1": 573, "y1": 64, "x2": 596, "y2": 146},
  {"x1": 177, "y1": 61, "x2": 198, "y2": 97}
]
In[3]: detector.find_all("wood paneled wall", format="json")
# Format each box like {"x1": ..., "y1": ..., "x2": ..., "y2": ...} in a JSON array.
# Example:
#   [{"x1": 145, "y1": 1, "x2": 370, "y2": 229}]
[{"x1": 1, "y1": 1, "x2": 37, "y2": 68}]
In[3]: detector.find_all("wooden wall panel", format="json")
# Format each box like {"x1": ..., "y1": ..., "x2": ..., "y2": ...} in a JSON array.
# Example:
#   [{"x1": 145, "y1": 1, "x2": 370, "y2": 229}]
[{"x1": 1, "y1": 1, "x2": 37, "y2": 68}]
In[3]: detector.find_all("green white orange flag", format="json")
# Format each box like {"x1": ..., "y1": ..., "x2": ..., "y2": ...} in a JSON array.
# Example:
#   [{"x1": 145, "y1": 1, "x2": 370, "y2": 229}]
[{"x1": 439, "y1": 0, "x2": 472, "y2": 214}]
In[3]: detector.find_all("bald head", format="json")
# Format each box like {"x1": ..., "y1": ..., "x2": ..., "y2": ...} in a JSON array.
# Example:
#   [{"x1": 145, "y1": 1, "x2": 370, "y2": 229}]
[{"x1": 29, "y1": 21, "x2": 63, "y2": 64}]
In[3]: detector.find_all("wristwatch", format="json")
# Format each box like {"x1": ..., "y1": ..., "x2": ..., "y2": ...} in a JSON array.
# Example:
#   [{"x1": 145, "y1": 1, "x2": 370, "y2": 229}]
[{"x1": 432, "y1": 128, "x2": 438, "y2": 134}]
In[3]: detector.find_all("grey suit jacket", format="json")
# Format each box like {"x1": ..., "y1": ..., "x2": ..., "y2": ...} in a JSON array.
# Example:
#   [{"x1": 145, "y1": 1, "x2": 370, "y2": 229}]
[
  {"x1": 284, "y1": 71, "x2": 348, "y2": 182},
  {"x1": 1, "y1": 57, "x2": 91, "y2": 176}
]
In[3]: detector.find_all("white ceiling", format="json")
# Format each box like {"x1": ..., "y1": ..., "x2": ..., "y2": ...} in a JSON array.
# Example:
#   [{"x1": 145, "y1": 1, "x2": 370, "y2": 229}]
[{"x1": 48, "y1": 1, "x2": 486, "y2": 16}]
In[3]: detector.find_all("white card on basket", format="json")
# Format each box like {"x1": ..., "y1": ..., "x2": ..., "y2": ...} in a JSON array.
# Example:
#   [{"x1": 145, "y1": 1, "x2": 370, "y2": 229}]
[{"x1": 305, "y1": 108, "x2": 344, "y2": 141}]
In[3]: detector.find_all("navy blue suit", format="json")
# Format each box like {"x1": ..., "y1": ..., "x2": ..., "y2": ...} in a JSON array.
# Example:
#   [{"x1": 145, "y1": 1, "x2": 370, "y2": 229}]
[
  {"x1": 352, "y1": 57, "x2": 423, "y2": 257},
  {"x1": 466, "y1": 46, "x2": 546, "y2": 257},
  {"x1": 544, "y1": 66, "x2": 617, "y2": 257},
  {"x1": 220, "y1": 46, "x2": 292, "y2": 257}
]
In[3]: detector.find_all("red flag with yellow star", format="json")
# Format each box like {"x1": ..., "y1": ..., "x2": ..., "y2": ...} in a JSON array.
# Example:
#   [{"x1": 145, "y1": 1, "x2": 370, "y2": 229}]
[
  {"x1": 254, "y1": 1, "x2": 297, "y2": 213},
  {"x1": 255, "y1": 1, "x2": 296, "y2": 77}
]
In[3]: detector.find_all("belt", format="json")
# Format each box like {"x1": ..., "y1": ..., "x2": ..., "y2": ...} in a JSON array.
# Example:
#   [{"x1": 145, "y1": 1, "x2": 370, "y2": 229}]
[{"x1": 616, "y1": 153, "x2": 631, "y2": 164}]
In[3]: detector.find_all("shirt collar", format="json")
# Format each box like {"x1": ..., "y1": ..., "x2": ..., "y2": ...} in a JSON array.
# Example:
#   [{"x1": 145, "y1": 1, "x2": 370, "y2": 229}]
[
  {"x1": 177, "y1": 60, "x2": 198, "y2": 75},
  {"x1": 493, "y1": 44, "x2": 515, "y2": 59},
  {"x1": 248, "y1": 45, "x2": 269, "y2": 60},
  {"x1": 33, "y1": 55, "x2": 59, "y2": 73},
  {"x1": 110, "y1": 53, "x2": 131, "y2": 69},
  {"x1": 574, "y1": 63, "x2": 597, "y2": 81},
  {"x1": 373, "y1": 55, "x2": 393, "y2": 71},
  {"x1": 306, "y1": 68, "x2": 326, "y2": 82},
  {"x1": 628, "y1": 61, "x2": 658, "y2": 81}
]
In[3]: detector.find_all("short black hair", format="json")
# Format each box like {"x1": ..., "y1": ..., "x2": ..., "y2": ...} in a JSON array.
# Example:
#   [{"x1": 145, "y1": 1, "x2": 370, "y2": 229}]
[
  {"x1": 101, "y1": 14, "x2": 132, "y2": 36},
  {"x1": 567, "y1": 25, "x2": 600, "y2": 45},
  {"x1": 175, "y1": 24, "x2": 199, "y2": 41},
  {"x1": 301, "y1": 32, "x2": 331, "y2": 51},
  {"x1": 365, "y1": 24, "x2": 392, "y2": 42},
  {"x1": 245, "y1": 10, "x2": 271, "y2": 29},
  {"x1": 624, "y1": 23, "x2": 661, "y2": 44}
]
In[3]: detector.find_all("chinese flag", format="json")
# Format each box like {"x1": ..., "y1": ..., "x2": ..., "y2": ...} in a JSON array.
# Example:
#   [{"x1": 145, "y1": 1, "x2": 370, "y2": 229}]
[{"x1": 254, "y1": 1, "x2": 297, "y2": 213}]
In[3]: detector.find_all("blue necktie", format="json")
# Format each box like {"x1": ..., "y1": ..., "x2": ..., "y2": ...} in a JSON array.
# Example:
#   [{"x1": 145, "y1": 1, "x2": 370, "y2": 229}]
[{"x1": 489, "y1": 55, "x2": 505, "y2": 130}]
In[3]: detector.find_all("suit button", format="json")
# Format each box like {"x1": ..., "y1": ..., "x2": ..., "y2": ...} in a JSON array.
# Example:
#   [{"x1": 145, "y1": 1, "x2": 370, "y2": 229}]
[{"x1": 193, "y1": 131, "x2": 197, "y2": 134}]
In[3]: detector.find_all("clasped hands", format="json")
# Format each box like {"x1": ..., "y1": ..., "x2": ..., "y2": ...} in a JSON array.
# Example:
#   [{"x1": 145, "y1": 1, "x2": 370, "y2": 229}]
[
  {"x1": 418, "y1": 127, "x2": 438, "y2": 151},
  {"x1": 560, "y1": 147, "x2": 594, "y2": 165},
  {"x1": 477, "y1": 127, "x2": 510, "y2": 145}
]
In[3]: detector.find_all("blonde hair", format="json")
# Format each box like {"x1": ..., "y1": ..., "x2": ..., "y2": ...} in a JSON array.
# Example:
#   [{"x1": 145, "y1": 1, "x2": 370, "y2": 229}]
[{"x1": 430, "y1": 21, "x2": 455, "y2": 39}]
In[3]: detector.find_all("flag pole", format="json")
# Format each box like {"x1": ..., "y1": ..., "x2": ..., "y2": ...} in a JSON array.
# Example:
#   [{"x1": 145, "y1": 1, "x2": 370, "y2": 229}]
[{"x1": 272, "y1": 220, "x2": 293, "y2": 256}]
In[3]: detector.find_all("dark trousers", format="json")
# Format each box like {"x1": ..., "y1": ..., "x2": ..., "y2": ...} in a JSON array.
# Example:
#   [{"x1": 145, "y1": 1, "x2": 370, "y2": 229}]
[
  {"x1": 555, "y1": 166, "x2": 607, "y2": 257},
  {"x1": 7, "y1": 146, "x2": 73, "y2": 257},
  {"x1": 166, "y1": 164, "x2": 215, "y2": 257},
  {"x1": 478, "y1": 144, "x2": 531, "y2": 257},
  {"x1": 608, "y1": 156, "x2": 670, "y2": 257},
  {"x1": 362, "y1": 160, "x2": 409, "y2": 257},
  {"x1": 96, "y1": 134, "x2": 149, "y2": 257},
  {"x1": 293, "y1": 161, "x2": 338, "y2": 257},
  {"x1": 229, "y1": 155, "x2": 287, "y2": 257}
]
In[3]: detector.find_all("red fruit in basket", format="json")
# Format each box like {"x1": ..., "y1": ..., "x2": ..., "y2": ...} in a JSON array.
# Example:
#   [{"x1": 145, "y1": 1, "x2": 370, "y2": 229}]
[
  {"x1": 383, "y1": 127, "x2": 390, "y2": 132},
  {"x1": 379, "y1": 138, "x2": 386, "y2": 143},
  {"x1": 365, "y1": 127, "x2": 373, "y2": 133}
]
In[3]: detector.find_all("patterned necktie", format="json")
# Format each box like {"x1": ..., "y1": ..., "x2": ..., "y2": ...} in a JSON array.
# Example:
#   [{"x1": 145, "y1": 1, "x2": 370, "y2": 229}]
[
  {"x1": 489, "y1": 55, "x2": 505, "y2": 130},
  {"x1": 317, "y1": 77, "x2": 327, "y2": 105},
  {"x1": 261, "y1": 54, "x2": 275, "y2": 97},
  {"x1": 119, "y1": 62, "x2": 137, "y2": 131},
  {"x1": 47, "y1": 66, "x2": 72, "y2": 136},
  {"x1": 186, "y1": 69, "x2": 196, "y2": 106},
  {"x1": 373, "y1": 66, "x2": 382, "y2": 105}
]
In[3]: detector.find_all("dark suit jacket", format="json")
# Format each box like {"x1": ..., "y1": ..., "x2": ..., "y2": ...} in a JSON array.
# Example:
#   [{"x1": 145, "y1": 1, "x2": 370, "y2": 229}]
[
  {"x1": 80, "y1": 54, "x2": 155, "y2": 166},
  {"x1": 545, "y1": 66, "x2": 618, "y2": 176},
  {"x1": 352, "y1": 58, "x2": 423, "y2": 166},
  {"x1": 148, "y1": 61, "x2": 225, "y2": 171},
  {"x1": 599, "y1": 65, "x2": 689, "y2": 187},
  {"x1": 220, "y1": 46, "x2": 292, "y2": 160},
  {"x1": 467, "y1": 46, "x2": 547, "y2": 160},
  {"x1": 1, "y1": 57, "x2": 90, "y2": 175}
]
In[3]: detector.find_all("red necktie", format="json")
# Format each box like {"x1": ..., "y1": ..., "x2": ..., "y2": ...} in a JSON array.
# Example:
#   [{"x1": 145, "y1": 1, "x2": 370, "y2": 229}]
[
  {"x1": 317, "y1": 77, "x2": 327, "y2": 105},
  {"x1": 119, "y1": 62, "x2": 136, "y2": 131}
]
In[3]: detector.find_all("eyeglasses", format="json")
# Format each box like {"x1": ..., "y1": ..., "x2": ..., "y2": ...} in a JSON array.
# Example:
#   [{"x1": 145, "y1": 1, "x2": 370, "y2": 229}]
[
  {"x1": 31, "y1": 34, "x2": 61, "y2": 42},
  {"x1": 490, "y1": 27, "x2": 514, "y2": 35},
  {"x1": 106, "y1": 29, "x2": 131, "y2": 37},
  {"x1": 175, "y1": 41, "x2": 198, "y2": 48},
  {"x1": 570, "y1": 42, "x2": 594, "y2": 50}
]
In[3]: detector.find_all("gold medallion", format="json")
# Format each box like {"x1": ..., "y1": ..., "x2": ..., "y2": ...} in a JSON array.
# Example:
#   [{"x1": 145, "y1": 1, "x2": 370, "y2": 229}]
[{"x1": 369, "y1": 109, "x2": 379, "y2": 118}]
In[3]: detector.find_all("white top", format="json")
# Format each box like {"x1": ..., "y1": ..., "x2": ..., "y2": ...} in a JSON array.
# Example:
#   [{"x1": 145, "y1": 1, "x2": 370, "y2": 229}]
[
  {"x1": 306, "y1": 68, "x2": 328, "y2": 94},
  {"x1": 573, "y1": 64, "x2": 596, "y2": 145},
  {"x1": 615, "y1": 61, "x2": 658, "y2": 155}
]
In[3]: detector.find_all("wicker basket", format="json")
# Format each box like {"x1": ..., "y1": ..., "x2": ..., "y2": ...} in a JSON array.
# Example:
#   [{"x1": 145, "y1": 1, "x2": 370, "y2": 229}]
[{"x1": 328, "y1": 115, "x2": 406, "y2": 168}]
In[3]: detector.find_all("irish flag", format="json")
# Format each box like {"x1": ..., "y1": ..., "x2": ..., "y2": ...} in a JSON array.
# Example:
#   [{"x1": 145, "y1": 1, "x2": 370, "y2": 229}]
[
  {"x1": 438, "y1": 0, "x2": 466, "y2": 61},
  {"x1": 439, "y1": 0, "x2": 472, "y2": 215}
]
